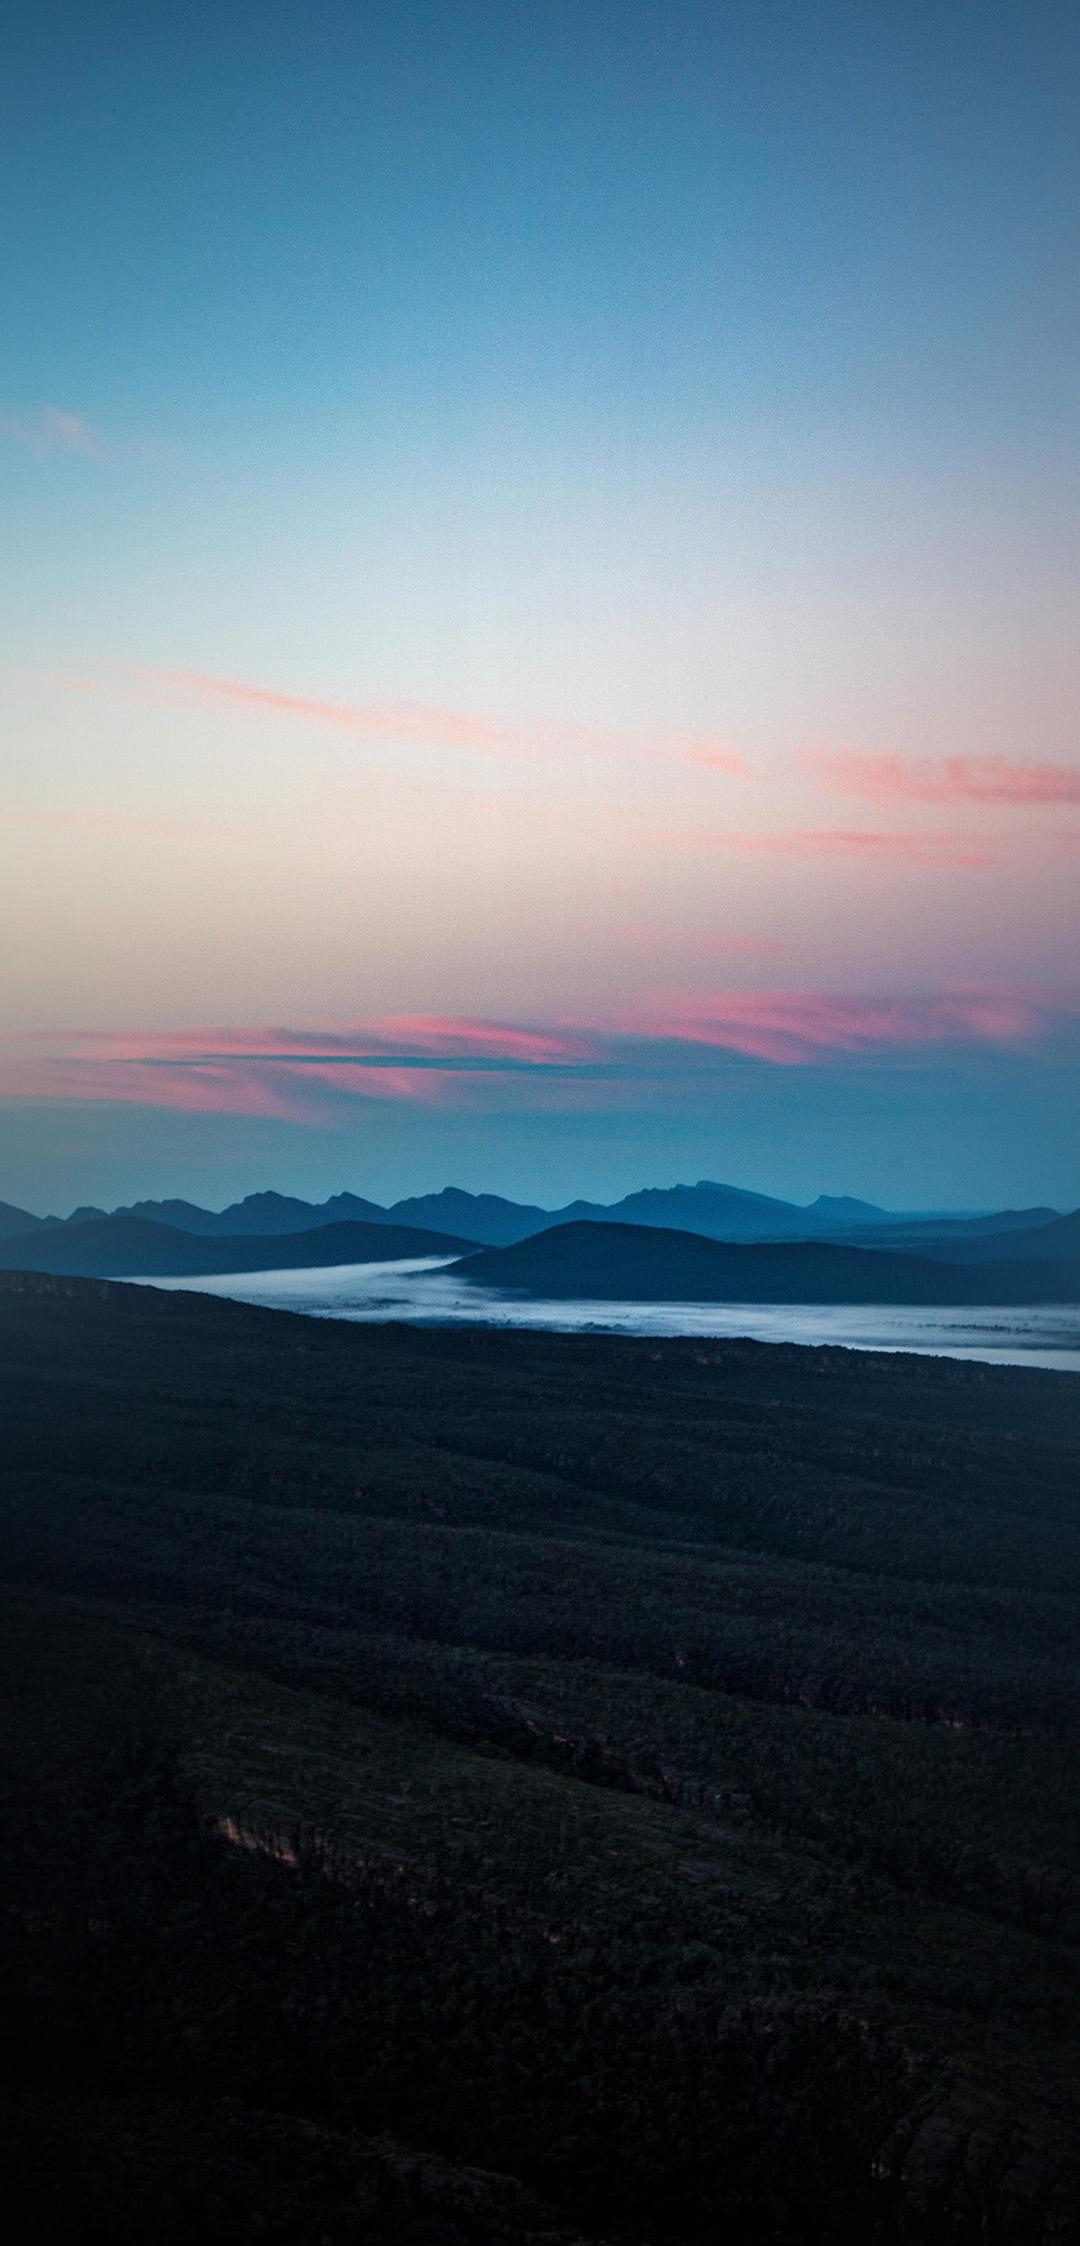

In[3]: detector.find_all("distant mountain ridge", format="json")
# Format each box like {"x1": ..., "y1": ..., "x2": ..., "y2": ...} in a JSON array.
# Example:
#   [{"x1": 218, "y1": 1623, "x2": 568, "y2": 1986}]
[
  {"x1": 0, "y1": 1199, "x2": 45, "y2": 1239},
  {"x1": 871, "y1": 1207, "x2": 1080, "y2": 1266},
  {"x1": 13, "y1": 1177, "x2": 1069, "y2": 1249},
  {"x1": 115, "y1": 1189, "x2": 392, "y2": 1237}
]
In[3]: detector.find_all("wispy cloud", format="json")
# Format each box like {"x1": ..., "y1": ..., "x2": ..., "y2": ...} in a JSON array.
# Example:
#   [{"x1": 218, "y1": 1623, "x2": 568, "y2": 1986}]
[
  {"x1": 49, "y1": 664, "x2": 753, "y2": 776},
  {"x1": 807, "y1": 748, "x2": 1080, "y2": 808},
  {"x1": 672, "y1": 739, "x2": 750, "y2": 777},
  {"x1": 1, "y1": 405, "x2": 102, "y2": 460},
  {"x1": 622, "y1": 988, "x2": 1051, "y2": 1067},
  {"x1": 147, "y1": 669, "x2": 517, "y2": 752},
  {"x1": 1, "y1": 991, "x2": 1070, "y2": 1121},
  {"x1": 704, "y1": 828, "x2": 995, "y2": 867},
  {"x1": 0, "y1": 1020, "x2": 602, "y2": 1121},
  {"x1": 1, "y1": 405, "x2": 171, "y2": 466}
]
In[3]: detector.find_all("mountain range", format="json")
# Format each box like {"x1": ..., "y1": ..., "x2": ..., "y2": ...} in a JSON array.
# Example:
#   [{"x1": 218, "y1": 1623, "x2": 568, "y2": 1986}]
[
  {"x1": 0, "y1": 1179, "x2": 1076, "y2": 1301},
  {"x1": 0, "y1": 1177, "x2": 1067, "y2": 1248}
]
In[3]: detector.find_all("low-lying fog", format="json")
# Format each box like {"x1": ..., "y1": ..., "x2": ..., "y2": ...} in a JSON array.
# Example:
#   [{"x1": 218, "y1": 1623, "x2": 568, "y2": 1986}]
[{"x1": 133, "y1": 1256, "x2": 1080, "y2": 1373}]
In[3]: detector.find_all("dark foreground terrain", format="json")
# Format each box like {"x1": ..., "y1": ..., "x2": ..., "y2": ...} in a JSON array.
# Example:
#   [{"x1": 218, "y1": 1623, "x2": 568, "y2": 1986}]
[
  {"x1": 2, "y1": 1271, "x2": 1079, "y2": 2244},
  {"x1": 0, "y1": 1211, "x2": 475, "y2": 1278}
]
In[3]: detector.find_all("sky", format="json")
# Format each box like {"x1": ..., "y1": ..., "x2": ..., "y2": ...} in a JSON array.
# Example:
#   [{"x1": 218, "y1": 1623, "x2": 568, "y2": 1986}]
[{"x1": 2, "y1": 0, "x2": 1079, "y2": 1215}]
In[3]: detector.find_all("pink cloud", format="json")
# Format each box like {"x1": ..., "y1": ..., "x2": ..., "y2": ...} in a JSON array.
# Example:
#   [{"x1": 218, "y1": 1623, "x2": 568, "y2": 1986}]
[
  {"x1": 52, "y1": 665, "x2": 753, "y2": 778},
  {"x1": 149, "y1": 669, "x2": 516, "y2": 753},
  {"x1": 676, "y1": 739, "x2": 751, "y2": 777},
  {"x1": 624, "y1": 988, "x2": 1050, "y2": 1066},
  {"x1": 705, "y1": 828, "x2": 995, "y2": 867},
  {"x1": 808, "y1": 748, "x2": 1080, "y2": 808},
  {"x1": 363, "y1": 1014, "x2": 595, "y2": 1062},
  {"x1": 0, "y1": 1019, "x2": 599, "y2": 1122},
  {"x1": 1, "y1": 405, "x2": 102, "y2": 460},
  {"x1": 1, "y1": 991, "x2": 1071, "y2": 1123}
]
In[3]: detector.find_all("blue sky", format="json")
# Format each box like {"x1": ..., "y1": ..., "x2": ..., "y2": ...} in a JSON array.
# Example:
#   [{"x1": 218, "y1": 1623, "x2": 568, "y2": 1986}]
[{"x1": 2, "y1": 1, "x2": 1078, "y2": 1212}]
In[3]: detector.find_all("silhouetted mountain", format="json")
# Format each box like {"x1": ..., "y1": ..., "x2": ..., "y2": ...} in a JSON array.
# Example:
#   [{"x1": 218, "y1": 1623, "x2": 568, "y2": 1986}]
[
  {"x1": 0, "y1": 1198, "x2": 44, "y2": 1238},
  {"x1": 118, "y1": 1197, "x2": 235, "y2": 1234},
  {"x1": 118, "y1": 1190, "x2": 392, "y2": 1236},
  {"x1": 388, "y1": 1182, "x2": 1062, "y2": 1248},
  {"x1": 455, "y1": 1219, "x2": 1080, "y2": 1306},
  {"x1": 806, "y1": 1192, "x2": 891, "y2": 1223},
  {"x1": 556, "y1": 1180, "x2": 806, "y2": 1236},
  {"x1": 589, "y1": 1186, "x2": 1064, "y2": 1244},
  {"x1": 839, "y1": 1206, "x2": 1064, "y2": 1254},
  {"x1": 387, "y1": 1188, "x2": 553, "y2": 1244},
  {"x1": 882, "y1": 1208, "x2": 1080, "y2": 1266},
  {"x1": 386, "y1": 1180, "x2": 895, "y2": 1244},
  {"x1": 23, "y1": 1178, "x2": 1071, "y2": 1255},
  {"x1": 0, "y1": 1214, "x2": 474, "y2": 1278}
]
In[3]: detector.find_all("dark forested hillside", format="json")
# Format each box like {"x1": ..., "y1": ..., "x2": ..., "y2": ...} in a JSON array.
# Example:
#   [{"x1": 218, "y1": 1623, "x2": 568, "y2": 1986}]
[
  {"x1": 0, "y1": 1213, "x2": 473, "y2": 1277},
  {"x1": 2, "y1": 1271, "x2": 1080, "y2": 2244}
]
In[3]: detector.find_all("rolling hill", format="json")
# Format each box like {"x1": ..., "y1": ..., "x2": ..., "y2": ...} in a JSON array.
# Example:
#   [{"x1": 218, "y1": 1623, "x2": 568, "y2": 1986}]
[{"x1": 454, "y1": 1219, "x2": 1080, "y2": 1306}]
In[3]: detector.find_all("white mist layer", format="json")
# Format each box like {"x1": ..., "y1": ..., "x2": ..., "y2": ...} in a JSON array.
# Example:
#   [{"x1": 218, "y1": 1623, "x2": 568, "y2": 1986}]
[{"x1": 129, "y1": 1256, "x2": 1080, "y2": 1373}]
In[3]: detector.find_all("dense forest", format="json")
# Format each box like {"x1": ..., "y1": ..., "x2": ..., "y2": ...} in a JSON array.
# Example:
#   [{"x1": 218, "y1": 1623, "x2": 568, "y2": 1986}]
[
  {"x1": 0, "y1": 1211, "x2": 473, "y2": 1279},
  {"x1": 2, "y1": 1270, "x2": 1079, "y2": 2242}
]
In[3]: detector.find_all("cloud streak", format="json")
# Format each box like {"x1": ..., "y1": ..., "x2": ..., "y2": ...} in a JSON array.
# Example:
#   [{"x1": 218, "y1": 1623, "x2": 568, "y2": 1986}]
[
  {"x1": 150, "y1": 670, "x2": 517, "y2": 752},
  {"x1": 1, "y1": 991, "x2": 1070, "y2": 1121},
  {"x1": 622, "y1": 989, "x2": 1051, "y2": 1066},
  {"x1": 703, "y1": 829, "x2": 995, "y2": 867},
  {"x1": 808, "y1": 749, "x2": 1080, "y2": 808},
  {"x1": 52, "y1": 664, "x2": 753, "y2": 776},
  {"x1": 1, "y1": 406, "x2": 169, "y2": 465},
  {"x1": 1, "y1": 405, "x2": 102, "y2": 460}
]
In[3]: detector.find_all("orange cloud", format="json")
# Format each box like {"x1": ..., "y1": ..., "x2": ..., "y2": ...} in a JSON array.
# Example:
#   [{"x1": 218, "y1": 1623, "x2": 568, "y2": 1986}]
[{"x1": 808, "y1": 748, "x2": 1080, "y2": 807}]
